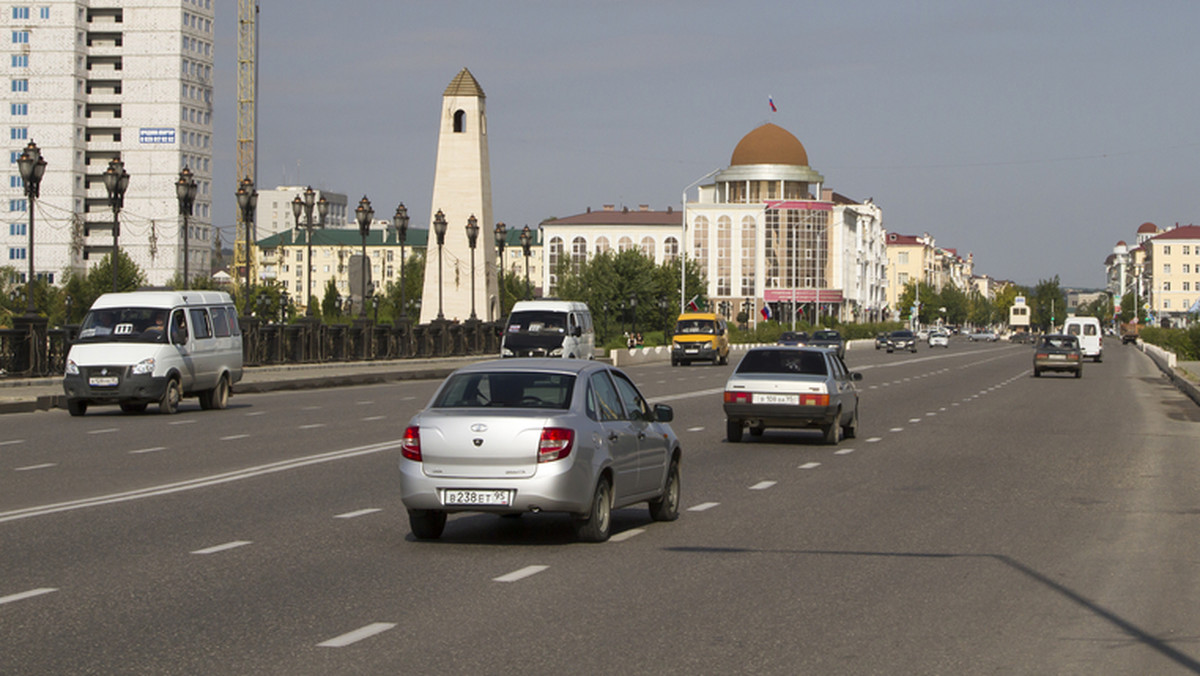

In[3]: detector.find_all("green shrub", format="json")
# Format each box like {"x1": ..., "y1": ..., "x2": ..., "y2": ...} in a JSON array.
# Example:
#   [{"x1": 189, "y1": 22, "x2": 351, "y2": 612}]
[{"x1": 1139, "y1": 326, "x2": 1200, "y2": 360}]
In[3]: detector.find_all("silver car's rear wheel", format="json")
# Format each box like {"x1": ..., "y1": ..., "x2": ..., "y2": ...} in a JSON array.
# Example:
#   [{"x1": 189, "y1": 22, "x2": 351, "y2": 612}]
[
  {"x1": 408, "y1": 509, "x2": 447, "y2": 540},
  {"x1": 841, "y1": 405, "x2": 858, "y2": 439},
  {"x1": 822, "y1": 409, "x2": 842, "y2": 445},
  {"x1": 573, "y1": 478, "x2": 612, "y2": 542}
]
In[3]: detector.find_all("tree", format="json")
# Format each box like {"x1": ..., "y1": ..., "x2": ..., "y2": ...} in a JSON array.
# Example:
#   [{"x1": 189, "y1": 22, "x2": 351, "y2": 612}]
[
  {"x1": 1030, "y1": 276, "x2": 1066, "y2": 331},
  {"x1": 382, "y1": 249, "x2": 425, "y2": 322},
  {"x1": 938, "y1": 284, "x2": 970, "y2": 326},
  {"x1": 896, "y1": 281, "x2": 937, "y2": 324}
]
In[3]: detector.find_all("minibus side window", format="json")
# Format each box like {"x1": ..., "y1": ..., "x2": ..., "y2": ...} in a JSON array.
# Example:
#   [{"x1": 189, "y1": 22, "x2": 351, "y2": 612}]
[
  {"x1": 189, "y1": 308, "x2": 212, "y2": 340},
  {"x1": 211, "y1": 306, "x2": 231, "y2": 338}
]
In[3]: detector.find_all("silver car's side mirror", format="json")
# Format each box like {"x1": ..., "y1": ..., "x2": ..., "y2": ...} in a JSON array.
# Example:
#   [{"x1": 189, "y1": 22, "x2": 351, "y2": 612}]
[
  {"x1": 653, "y1": 403, "x2": 674, "y2": 423},
  {"x1": 850, "y1": 372, "x2": 863, "y2": 382}
]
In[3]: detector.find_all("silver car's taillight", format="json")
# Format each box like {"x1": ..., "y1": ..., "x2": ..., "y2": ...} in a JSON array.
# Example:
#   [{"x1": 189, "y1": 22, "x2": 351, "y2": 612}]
[
  {"x1": 401, "y1": 426, "x2": 422, "y2": 461},
  {"x1": 538, "y1": 427, "x2": 574, "y2": 463}
]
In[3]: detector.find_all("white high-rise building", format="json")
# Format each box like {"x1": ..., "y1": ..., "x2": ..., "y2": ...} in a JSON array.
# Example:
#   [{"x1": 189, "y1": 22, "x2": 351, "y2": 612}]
[{"x1": 3, "y1": 0, "x2": 214, "y2": 288}]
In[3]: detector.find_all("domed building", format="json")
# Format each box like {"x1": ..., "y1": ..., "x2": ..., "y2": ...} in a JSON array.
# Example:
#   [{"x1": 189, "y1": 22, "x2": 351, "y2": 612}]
[{"x1": 687, "y1": 123, "x2": 887, "y2": 323}]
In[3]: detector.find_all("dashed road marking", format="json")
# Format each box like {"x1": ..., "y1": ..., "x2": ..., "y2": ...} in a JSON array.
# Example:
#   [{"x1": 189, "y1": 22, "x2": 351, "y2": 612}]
[
  {"x1": 493, "y1": 565, "x2": 549, "y2": 582},
  {"x1": 0, "y1": 587, "x2": 57, "y2": 606},
  {"x1": 749, "y1": 481, "x2": 777, "y2": 490},
  {"x1": 129, "y1": 447, "x2": 166, "y2": 454},
  {"x1": 890, "y1": 427, "x2": 904, "y2": 433},
  {"x1": 610, "y1": 528, "x2": 645, "y2": 542},
  {"x1": 335, "y1": 508, "x2": 382, "y2": 519},
  {"x1": 798, "y1": 462, "x2": 821, "y2": 470},
  {"x1": 688, "y1": 502, "x2": 720, "y2": 512},
  {"x1": 317, "y1": 622, "x2": 397, "y2": 648},
  {"x1": 686, "y1": 426, "x2": 704, "y2": 432},
  {"x1": 220, "y1": 434, "x2": 250, "y2": 441},
  {"x1": 834, "y1": 448, "x2": 854, "y2": 455},
  {"x1": 0, "y1": 439, "x2": 25, "y2": 446},
  {"x1": 298, "y1": 424, "x2": 326, "y2": 430},
  {"x1": 191, "y1": 540, "x2": 252, "y2": 555},
  {"x1": 168, "y1": 420, "x2": 196, "y2": 426},
  {"x1": 866, "y1": 437, "x2": 883, "y2": 443},
  {"x1": 246, "y1": 411, "x2": 265, "y2": 417},
  {"x1": 361, "y1": 416, "x2": 385, "y2": 421},
  {"x1": 88, "y1": 428, "x2": 119, "y2": 435},
  {"x1": 14, "y1": 463, "x2": 56, "y2": 471}
]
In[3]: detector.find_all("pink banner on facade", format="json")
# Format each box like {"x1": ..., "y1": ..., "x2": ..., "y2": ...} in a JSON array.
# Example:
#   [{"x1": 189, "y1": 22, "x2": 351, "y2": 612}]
[
  {"x1": 764, "y1": 289, "x2": 845, "y2": 303},
  {"x1": 764, "y1": 200, "x2": 833, "y2": 211}
]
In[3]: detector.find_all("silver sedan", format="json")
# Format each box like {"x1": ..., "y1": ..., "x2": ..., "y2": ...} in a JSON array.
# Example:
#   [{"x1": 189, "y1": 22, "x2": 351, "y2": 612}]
[
  {"x1": 723, "y1": 346, "x2": 862, "y2": 445},
  {"x1": 399, "y1": 358, "x2": 682, "y2": 542}
]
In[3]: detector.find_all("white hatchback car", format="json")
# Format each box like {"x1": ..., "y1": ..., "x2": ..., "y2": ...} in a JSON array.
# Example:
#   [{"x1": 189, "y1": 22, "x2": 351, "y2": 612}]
[{"x1": 928, "y1": 331, "x2": 949, "y2": 348}]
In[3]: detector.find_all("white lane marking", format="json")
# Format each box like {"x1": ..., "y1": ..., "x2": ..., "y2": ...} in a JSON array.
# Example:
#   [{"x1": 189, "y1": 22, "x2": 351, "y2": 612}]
[
  {"x1": 834, "y1": 448, "x2": 854, "y2": 455},
  {"x1": 493, "y1": 565, "x2": 549, "y2": 582},
  {"x1": 890, "y1": 428, "x2": 904, "y2": 433},
  {"x1": 298, "y1": 424, "x2": 326, "y2": 430},
  {"x1": 129, "y1": 447, "x2": 167, "y2": 455},
  {"x1": 0, "y1": 439, "x2": 26, "y2": 446},
  {"x1": 798, "y1": 462, "x2": 821, "y2": 470},
  {"x1": 14, "y1": 463, "x2": 56, "y2": 471},
  {"x1": 866, "y1": 437, "x2": 882, "y2": 443},
  {"x1": 0, "y1": 439, "x2": 402, "y2": 524},
  {"x1": 191, "y1": 540, "x2": 252, "y2": 555},
  {"x1": 245, "y1": 411, "x2": 265, "y2": 417},
  {"x1": 168, "y1": 420, "x2": 196, "y2": 426},
  {"x1": 686, "y1": 426, "x2": 704, "y2": 432},
  {"x1": 0, "y1": 587, "x2": 58, "y2": 606},
  {"x1": 926, "y1": 412, "x2": 937, "y2": 417},
  {"x1": 610, "y1": 528, "x2": 645, "y2": 542},
  {"x1": 317, "y1": 622, "x2": 397, "y2": 648},
  {"x1": 335, "y1": 508, "x2": 382, "y2": 519},
  {"x1": 220, "y1": 434, "x2": 250, "y2": 441},
  {"x1": 361, "y1": 416, "x2": 385, "y2": 422},
  {"x1": 749, "y1": 481, "x2": 776, "y2": 490},
  {"x1": 88, "y1": 428, "x2": 119, "y2": 435},
  {"x1": 908, "y1": 418, "x2": 922, "y2": 423},
  {"x1": 302, "y1": 406, "x2": 322, "y2": 411},
  {"x1": 688, "y1": 502, "x2": 720, "y2": 512},
  {"x1": 356, "y1": 401, "x2": 374, "y2": 405}
]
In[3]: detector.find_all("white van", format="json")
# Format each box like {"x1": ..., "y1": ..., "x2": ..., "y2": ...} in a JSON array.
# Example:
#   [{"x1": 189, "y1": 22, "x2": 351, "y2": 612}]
[
  {"x1": 1063, "y1": 316, "x2": 1102, "y2": 362},
  {"x1": 501, "y1": 300, "x2": 595, "y2": 360},
  {"x1": 63, "y1": 290, "x2": 244, "y2": 415}
]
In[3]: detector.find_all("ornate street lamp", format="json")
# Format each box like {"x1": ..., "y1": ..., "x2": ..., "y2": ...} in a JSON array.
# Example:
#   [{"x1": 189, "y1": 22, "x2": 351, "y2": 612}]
[
  {"x1": 465, "y1": 214, "x2": 479, "y2": 320},
  {"x1": 16, "y1": 140, "x2": 46, "y2": 314},
  {"x1": 520, "y1": 225, "x2": 533, "y2": 300},
  {"x1": 102, "y1": 157, "x2": 130, "y2": 293},
  {"x1": 235, "y1": 176, "x2": 258, "y2": 302},
  {"x1": 432, "y1": 209, "x2": 448, "y2": 320},
  {"x1": 391, "y1": 203, "x2": 410, "y2": 323},
  {"x1": 175, "y1": 167, "x2": 198, "y2": 290},
  {"x1": 291, "y1": 186, "x2": 324, "y2": 316},
  {"x1": 355, "y1": 195, "x2": 374, "y2": 319},
  {"x1": 494, "y1": 221, "x2": 507, "y2": 318}
]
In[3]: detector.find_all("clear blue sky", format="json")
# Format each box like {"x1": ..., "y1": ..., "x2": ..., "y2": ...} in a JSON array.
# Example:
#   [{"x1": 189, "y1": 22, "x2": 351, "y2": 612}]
[{"x1": 211, "y1": 0, "x2": 1200, "y2": 288}]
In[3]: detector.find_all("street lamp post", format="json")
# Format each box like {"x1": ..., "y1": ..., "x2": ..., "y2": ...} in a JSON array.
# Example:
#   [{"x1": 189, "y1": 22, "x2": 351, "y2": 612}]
[
  {"x1": 175, "y1": 167, "x2": 198, "y2": 290},
  {"x1": 433, "y1": 210, "x2": 448, "y2": 321},
  {"x1": 355, "y1": 196, "x2": 374, "y2": 319},
  {"x1": 391, "y1": 203, "x2": 409, "y2": 324},
  {"x1": 235, "y1": 177, "x2": 258, "y2": 303},
  {"x1": 102, "y1": 158, "x2": 130, "y2": 293},
  {"x1": 629, "y1": 292, "x2": 638, "y2": 339},
  {"x1": 292, "y1": 186, "x2": 325, "y2": 317},
  {"x1": 16, "y1": 140, "x2": 45, "y2": 315},
  {"x1": 520, "y1": 225, "x2": 533, "y2": 300},
  {"x1": 494, "y1": 222, "x2": 507, "y2": 318},
  {"x1": 465, "y1": 214, "x2": 479, "y2": 321}
]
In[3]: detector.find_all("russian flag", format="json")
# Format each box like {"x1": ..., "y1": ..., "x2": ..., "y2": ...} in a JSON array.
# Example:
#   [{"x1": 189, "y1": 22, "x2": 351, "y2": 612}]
[
  {"x1": 760, "y1": 304, "x2": 772, "y2": 321},
  {"x1": 768, "y1": 96, "x2": 777, "y2": 113}
]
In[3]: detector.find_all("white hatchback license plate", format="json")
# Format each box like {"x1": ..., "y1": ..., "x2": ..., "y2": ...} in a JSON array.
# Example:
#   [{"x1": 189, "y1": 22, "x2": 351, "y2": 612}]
[
  {"x1": 89, "y1": 376, "x2": 119, "y2": 387},
  {"x1": 752, "y1": 393, "x2": 800, "y2": 405},
  {"x1": 442, "y1": 489, "x2": 513, "y2": 506},
  {"x1": 1049, "y1": 354, "x2": 1066, "y2": 360}
]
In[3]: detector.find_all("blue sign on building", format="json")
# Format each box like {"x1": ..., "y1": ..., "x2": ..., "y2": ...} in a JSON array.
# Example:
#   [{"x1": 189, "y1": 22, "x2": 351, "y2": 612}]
[{"x1": 139, "y1": 128, "x2": 176, "y2": 144}]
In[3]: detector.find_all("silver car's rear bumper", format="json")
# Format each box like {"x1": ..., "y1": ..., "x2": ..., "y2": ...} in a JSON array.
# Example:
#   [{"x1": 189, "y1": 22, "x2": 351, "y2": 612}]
[{"x1": 399, "y1": 457, "x2": 595, "y2": 514}]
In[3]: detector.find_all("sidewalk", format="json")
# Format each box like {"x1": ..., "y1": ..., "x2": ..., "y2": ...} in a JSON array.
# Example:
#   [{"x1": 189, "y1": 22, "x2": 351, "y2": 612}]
[{"x1": 0, "y1": 355, "x2": 487, "y2": 415}]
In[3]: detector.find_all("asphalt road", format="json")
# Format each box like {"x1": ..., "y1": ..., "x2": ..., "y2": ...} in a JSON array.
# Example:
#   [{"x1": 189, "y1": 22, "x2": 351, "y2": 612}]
[{"x1": 3, "y1": 340, "x2": 1200, "y2": 675}]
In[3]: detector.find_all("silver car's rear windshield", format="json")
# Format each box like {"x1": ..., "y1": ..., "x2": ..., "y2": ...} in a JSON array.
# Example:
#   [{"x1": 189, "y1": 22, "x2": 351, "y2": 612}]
[
  {"x1": 434, "y1": 372, "x2": 576, "y2": 409},
  {"x1": 737, "y1": 350, "x2": 828, "y2": 376}
]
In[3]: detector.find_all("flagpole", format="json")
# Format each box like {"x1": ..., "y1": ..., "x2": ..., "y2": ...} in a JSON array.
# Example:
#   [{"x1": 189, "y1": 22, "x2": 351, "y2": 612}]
[{"x1": 681, "y1": 167, "x2": 722, "y2": 314}]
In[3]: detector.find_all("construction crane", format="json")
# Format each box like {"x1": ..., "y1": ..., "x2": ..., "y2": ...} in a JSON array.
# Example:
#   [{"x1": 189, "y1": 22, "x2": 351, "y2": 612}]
[{"x1": 234, "y1": 0, "x2": 258, "y2": 293}]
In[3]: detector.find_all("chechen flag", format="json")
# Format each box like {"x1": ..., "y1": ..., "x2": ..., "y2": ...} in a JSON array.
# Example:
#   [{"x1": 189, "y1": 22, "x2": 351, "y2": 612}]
[
  {"x1": 768, "y1": 96, "x2": 777, "y2": 112},
  {"x1": 760, "y1": 304, "x2": 772, "y2": 321}
]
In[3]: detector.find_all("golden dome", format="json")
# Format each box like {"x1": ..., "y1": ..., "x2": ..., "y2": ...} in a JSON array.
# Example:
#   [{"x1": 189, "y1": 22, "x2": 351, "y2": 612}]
[{"x1": 730, "y1": 123, "x2": 809, "y2": 167}]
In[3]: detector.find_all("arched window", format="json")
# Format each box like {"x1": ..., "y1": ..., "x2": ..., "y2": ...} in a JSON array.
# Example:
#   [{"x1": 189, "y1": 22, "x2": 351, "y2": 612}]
[
  {"x1": 572, "y1": 236, "x2": 587, "y2": 272},
  {"x1": 741, "y1": 215, "x2": 756, "y2": 296},
  {"x1": 717, "y1": 215, "x2": 731, "y2": 295},
  {"x1": 693, "y1": 215, "x2": 709, "y2": 280},
  {"x1": 548, "y1": 237, "x2": 564, "y2": 296},
  {"x1": 618, "y1": 236, "x2": 634, "y2": 252},
  {"x1": 595, "y1": 236, "x2": 610, "y2": 255},
  {"x1": 453, "y1": 109, "x2": 466, "y2": 133},
  {"x1": 640, "y1": 236, "x2": 655, "y2": 260},
  {"x1": 664, "y1": 236, "x2": 679, "y2": 263}
]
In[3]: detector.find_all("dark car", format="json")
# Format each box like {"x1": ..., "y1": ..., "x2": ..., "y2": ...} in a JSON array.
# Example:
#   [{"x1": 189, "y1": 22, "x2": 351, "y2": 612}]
[
  {"x1": 874, "y1": 332, "x2": 889, "y2": 350},
  {"x1": 777, "y1": 331, "x2": 809, "y2": 347},
  {"x1": 1033, "y1": 334, "x2": 1082, "y2": 378},
  {"x1": 807, "y1": 329, "x2": 846, "y2": 359},
  {"x1": 886, "y1": 330, "x2": 918, "y2": 353}
]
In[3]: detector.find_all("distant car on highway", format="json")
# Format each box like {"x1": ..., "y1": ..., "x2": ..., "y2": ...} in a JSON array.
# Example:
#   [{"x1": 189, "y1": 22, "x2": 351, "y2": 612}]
[
  {"x1": 887, "y1": 330, "x2": 918, "y2": 353},
  {"x1": 1033, "y1": 334, "x2": 1082, "y2": 378},
  {"x1": 928, "y1": 330, "x2": 950, "y2": 348},
  {"x1": 723, "y1": 346, "x2": 861, "y2": 445},
  {"x1": 398, "y1": 358, "x2": 682, "y2": 542},
  {"x1": 969, "y1": 329, "x2": 998, "y2": 342},
  {"x1": 777, "y1": 331, "x2": 809, "y2": 346},
  {"x1": 874, "y1": 332, "x2": 889, "y2": 350},
  {"x1": 807, "y1": 329, "x2": 846, "y2": 359}
]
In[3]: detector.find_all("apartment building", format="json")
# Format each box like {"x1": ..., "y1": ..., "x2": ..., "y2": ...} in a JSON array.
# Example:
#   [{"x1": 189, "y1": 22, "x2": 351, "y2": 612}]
[{"x1": 3, "y1": 0, "x2": 213, "y2": 287}]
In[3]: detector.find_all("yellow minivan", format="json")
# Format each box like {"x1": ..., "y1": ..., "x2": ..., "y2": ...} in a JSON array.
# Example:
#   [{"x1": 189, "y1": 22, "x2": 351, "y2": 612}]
[{"x1": 671, "y1": 312, "x2": 730, "y2": 366}]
